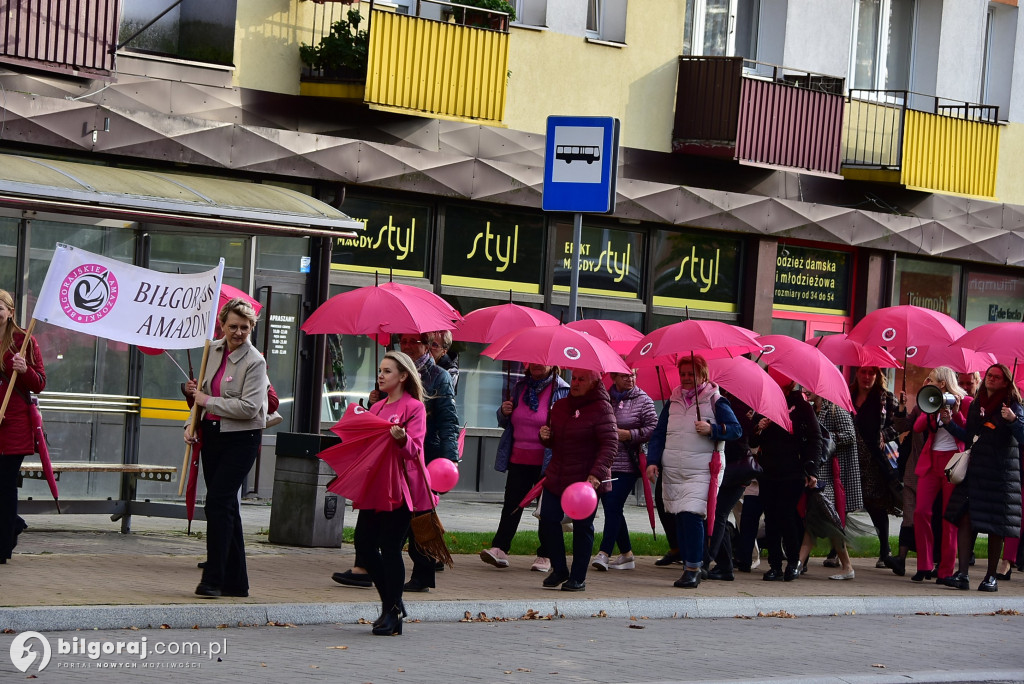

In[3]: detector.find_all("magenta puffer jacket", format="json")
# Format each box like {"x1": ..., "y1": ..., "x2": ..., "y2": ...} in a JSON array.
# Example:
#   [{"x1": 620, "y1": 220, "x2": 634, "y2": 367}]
[{"x1": 540, "y1": 383, "x2": 618, "y2": 496}]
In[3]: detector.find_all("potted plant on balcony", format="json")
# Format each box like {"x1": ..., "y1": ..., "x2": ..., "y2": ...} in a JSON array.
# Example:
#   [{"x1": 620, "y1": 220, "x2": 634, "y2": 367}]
[
  {"x1": 299, "y1": 8, "x2": 369, "y2": 81},
  {"x1": 453, "y1": 0, "x2": 516, "y2": 30}
]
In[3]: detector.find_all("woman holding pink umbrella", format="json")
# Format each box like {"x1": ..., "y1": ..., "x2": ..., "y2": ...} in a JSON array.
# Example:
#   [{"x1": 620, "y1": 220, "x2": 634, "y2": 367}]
[
  {"x1": 646, "y1": 356, "x2": 742, "y2": 589},
  {"x1": 943, "y1": 363, "x2": 1023, "y2": 592}
]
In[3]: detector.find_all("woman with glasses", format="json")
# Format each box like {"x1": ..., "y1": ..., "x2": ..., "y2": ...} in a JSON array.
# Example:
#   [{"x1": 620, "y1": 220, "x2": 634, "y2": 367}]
[
  {"x1": 943, "y1": 364, "x2": 1024, "y2": 592},
  {"x1": 427, "y1": 330, "x2": 459, "y2": 394},
  {"x1": 591, "y1": 369, "x2": 657, "y2": 572}
]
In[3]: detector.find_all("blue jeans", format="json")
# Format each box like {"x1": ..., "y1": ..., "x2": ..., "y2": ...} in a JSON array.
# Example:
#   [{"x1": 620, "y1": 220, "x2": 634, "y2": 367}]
[
  {"x1": 538, "y1": 487, "x2": 597, "y2": 583},
  {"x1": 674, "y1": 511, "x2": 706, "y2": 570},
  {"x1": 598, "y1": 472, "x2": 637, "y2": 555}
]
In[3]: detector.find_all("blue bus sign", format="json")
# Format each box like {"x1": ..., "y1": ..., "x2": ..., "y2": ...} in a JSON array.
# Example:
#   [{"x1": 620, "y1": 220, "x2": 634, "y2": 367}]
[{"x1": 543, "y1": 116, "x2": 619, "y2": 213}]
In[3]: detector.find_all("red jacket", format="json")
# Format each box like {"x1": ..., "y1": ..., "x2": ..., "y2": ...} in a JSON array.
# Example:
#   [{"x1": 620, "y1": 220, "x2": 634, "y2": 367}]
[
  {"x1": 540, "y1": 383, "x2": 617, "y2": 496},
  {"x1": 0, "y1": 333, "x2": 46, "y2": 456}
]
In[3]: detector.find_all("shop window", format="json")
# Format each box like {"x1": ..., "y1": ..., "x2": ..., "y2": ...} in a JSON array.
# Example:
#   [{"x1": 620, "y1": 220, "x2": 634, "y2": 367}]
[
  {"x1": 965, "y1": 270, "x2": 1024, "y2": 329},
  {"x1": 256, "y1": 235, "x2": 311, "y2": 273},
  {"x1": 120, "y1": 0, "x2": 236, "y2": 66},
  {"x1": 850, "y1": 0, "x2": 915, "y2": 91},
  {"x1": 891, "y1": 257, "x2": 960, "y2": 316},
  {"x1": 586, "y1": 0, "x2": 627, "y2": 44}
]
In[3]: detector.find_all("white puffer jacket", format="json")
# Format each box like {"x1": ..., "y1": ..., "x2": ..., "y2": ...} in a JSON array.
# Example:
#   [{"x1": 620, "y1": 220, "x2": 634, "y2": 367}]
[{"x1": 661, "y1": 383, "x2": 725, "y2": 516}]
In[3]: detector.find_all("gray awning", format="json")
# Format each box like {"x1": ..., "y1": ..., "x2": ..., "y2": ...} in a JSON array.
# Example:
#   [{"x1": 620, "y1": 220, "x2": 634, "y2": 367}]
[{"x1": 0, "y1": 154, "x2": 363, "y2": 236}]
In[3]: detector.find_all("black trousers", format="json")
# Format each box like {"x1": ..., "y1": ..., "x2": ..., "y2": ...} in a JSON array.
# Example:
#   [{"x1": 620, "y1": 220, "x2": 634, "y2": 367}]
[
  {"x1": 492, "y1": 462, "x2": 545, "y2": 555},
  {"x1": 200, "y1": 420, "x2": 260, "y2": 592},
  {"x1": 355, "y1": 506, "x2": 412, "y2": 610},
  {"x1": 655, "y1": 471, "x2": 678, "y2": 549},
  {"x1": 538, "y1": 486, "x2": 597, "y2": 583},
  {"x1": 0, "y1": 455, "x2": 26, "y2": 559},
  {"x1": 760, "y1": 477, "x2": 805, "y2": 571}
]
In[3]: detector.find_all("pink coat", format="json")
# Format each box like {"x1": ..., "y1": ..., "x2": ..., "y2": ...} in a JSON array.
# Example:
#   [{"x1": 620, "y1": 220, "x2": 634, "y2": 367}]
[
  {"x1": 370, "y1": 394, "x2": 437, "y2": 512},
  {"x1": 913, "y1": 400, "x2": 967, "y2": 476}
]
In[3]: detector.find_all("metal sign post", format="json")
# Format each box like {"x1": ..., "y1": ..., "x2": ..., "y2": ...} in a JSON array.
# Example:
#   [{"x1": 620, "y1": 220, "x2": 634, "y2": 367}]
[{"x1": 543, "y1": 116, "x2": 620, "y2": 323}]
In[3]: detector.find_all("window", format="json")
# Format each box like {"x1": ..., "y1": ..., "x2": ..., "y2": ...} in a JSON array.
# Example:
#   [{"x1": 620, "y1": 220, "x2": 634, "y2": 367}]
[
  {"x1": 119, "y1": 0, "x2": 237, "y2": 66},
  {"x1": 850, "y1": 0, "x2": 915, "y2": 91},
  {"x1": 979, "y1": 2, "x2": 1015, "y2": 116},
  {"x1": 586, "y1": 0, "x2": 627, "y2": 43},
  {"x1": 683, "y1": 0, "x2": 760, "y2": 59},
  {"x1": 512, "y1": 0, "x2": 547, "y2": 27}
]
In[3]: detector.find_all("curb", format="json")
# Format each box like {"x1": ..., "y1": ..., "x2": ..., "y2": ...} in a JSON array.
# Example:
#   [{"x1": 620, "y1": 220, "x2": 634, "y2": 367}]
[{"x1": 3, "y1": 595, "x2": 1022, "y2": 633}]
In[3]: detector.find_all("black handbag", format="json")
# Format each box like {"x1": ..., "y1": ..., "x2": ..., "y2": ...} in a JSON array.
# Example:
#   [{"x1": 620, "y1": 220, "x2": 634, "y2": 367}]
[
  {"x1": 723, "y1": 450, "x2": 762, "y2": 488},
  {"x1": 818, "y1": 425, "x2": 836, "y2": 465}
]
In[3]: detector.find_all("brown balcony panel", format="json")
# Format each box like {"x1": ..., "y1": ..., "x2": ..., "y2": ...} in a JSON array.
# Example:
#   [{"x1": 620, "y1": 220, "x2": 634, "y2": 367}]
[
  {"x1": 672, "y1": 56, "x2": 743, "y2": 156},
  {"x1": 0, "y1": 0, "x2": 118, "y2": 76},
  {"x1": 735, "y1": 78, "x2": 844, "y2": 175}
]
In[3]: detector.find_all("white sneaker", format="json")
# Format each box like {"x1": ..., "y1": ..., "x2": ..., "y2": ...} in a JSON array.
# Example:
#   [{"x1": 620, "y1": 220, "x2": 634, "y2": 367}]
[
  {"x1": 480, "y1": 547, "x2": 510, "y2": 568},
  {"x1": 530, "y1": 556, "x2": 551, "y2": 572},
  {"x1": 591, "y1": 551, "x2": 610, "y2": 571},
  {"x1": 608, "y1": 553, "x2": 635, "y2": 570}
]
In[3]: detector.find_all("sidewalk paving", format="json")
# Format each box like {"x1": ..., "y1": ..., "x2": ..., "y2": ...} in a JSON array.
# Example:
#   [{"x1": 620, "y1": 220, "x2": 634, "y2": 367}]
[{"x1": 1, "y1": 500, "x2": 1022, "y2": 632}]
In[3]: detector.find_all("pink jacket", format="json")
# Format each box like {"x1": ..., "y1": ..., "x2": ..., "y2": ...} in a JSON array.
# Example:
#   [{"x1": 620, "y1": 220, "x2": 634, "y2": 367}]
[
  {"x1": 913, "y1": 399, "x2": 968, "y2": 476},
  {"x1": 370, "y1": 394, "x2": 436, "y2": 512}
]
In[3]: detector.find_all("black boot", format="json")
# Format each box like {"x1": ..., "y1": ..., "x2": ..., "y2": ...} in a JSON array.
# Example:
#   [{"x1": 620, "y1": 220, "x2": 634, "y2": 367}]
[{"x1": 372, "y1": 603, "x2": 405, "y2": 636}]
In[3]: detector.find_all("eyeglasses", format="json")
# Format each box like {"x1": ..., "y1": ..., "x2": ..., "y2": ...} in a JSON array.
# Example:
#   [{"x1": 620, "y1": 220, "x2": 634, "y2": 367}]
[{"x1": 428, "y1": 341, "x2": 444, "y2": 349}]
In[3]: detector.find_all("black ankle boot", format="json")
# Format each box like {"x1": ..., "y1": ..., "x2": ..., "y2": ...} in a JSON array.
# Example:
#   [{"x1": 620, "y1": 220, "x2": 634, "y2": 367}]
[{"x1": 372, "y1": 605, "x2": 404, "y2": 636}]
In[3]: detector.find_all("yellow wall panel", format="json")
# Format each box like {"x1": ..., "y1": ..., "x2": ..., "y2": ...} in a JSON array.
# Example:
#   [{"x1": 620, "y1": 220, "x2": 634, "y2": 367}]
[
  {"x1": 902, "y1": 110, "x2": 999, "y2": 198},
  {"x1": 367, "y1": 11, "x2": 509, "y2": 124}
]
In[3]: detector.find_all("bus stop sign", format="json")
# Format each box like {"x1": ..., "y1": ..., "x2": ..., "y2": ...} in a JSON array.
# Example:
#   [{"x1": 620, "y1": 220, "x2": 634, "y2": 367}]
[{"x1": 542, "y1": 116, "x2": 620, "y2": 213}]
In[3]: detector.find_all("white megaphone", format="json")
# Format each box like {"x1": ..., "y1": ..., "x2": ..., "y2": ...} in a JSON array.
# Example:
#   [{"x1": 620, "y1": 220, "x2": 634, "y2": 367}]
[{"x1": 917, "y1": 385, "x2": 956, "y2": 414}]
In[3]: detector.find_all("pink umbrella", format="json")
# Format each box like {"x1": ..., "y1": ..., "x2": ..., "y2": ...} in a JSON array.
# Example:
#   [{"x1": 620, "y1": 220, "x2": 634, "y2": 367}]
[
  {"x1": 637, "y1": 450, "x2": 656, "y2": 538},
  {"x1": 756, "y1": 335, "x2": 853, "y2": 411},
  {"x1": 302, "y1": 281, "x2": 460, "y2": 343},
  {"x1": 483, "y1": 325, "x2": 632, "y2": 374},
  {"x1": 518, "y1": 477, "x2": 546, "y2": 510},
  {"x1": 453, "y1": 303, "x2": 559, "y2": 343},
  {"x1": 910, "y1": 344, "x2": 997, "y2": 373},
  {"x1": 706, "y1": 451, "x2": 722, "y2": 538},
  {"x1": 28, "y1": 401, "x2": 59, "y2": 513},
  {"x1": 848, "y1": 305, "x2": 967, "y2": 357},
  {"x1": 706, "y1": 356, "x2": 793, "y2": 432},
  {"x1": 632, "y1": 365, "x2": 679, "y2": 401},
  {"x1": 566, "y1": 319, "x2": 643, "y2": 354},
  {"x1": 810, "y1": 333, "x2": 903, "y2": 368},
  {"x1": 951, "y1": 322, "x2": 1024, "y2": 375},
  {"x1": 626, "y1": 320, "x2": 762, "y2": 368}
]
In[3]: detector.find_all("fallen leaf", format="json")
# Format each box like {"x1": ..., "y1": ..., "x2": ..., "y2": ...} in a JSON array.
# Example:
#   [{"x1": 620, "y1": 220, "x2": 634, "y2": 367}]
[
  {"x1": 310, "y1": 665, "x2": 319, "y2": 669},
  {"x1": 757, "y1": 610, "x2": 796, "y2": 619},
  {"x1": 504, "y1": 671, "x2": 513, "y2": 675},
  {"x1": 734, "y1": 615, "x2": 754, "y2": 620},
  {"x1": 160, "y1": 624, "x2": 170, "y2": 629},
  {"x1": 398, "y1": 669, "x2": 404, "y2": 672},
  {"x1": 871, "y1": 664, "x2": 886, "y2": 669},
  {"x1": 261, "y1": 663, "x2": 267, "y2": 667},
  {"x1": 217, "y1": 624, "x2": 228, "y2": 629},
  {"x1": 628, "y1": 624, "x2": 645, "y2": 629},
  {"x1": 995, "y1": 609, "x2": 1020, "y2": 616},
  {"x1": 327, "y1": 646, "x2": 349, "y2": 650},
  {"x1": 2, "y1": 629, "x2": 13, "y2": 634},
  {"x1": 592, "y1": 610, "x2": 608, "y2": 618},
  {"x1": 128, "y1": 626, "x2": 139, "y2": 631},
  {"x1": 517, "y1": 668, "x2": 531, "y2": 672}
]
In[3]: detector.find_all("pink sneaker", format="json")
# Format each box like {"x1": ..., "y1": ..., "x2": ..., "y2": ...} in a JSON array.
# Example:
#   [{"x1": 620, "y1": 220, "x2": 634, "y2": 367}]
[
  {"x1": 480, "y1": 547, "x2": 510, "y2": 568},
  {"x1": 530, "y1": 556, "x2": 551, "y2": 572}
]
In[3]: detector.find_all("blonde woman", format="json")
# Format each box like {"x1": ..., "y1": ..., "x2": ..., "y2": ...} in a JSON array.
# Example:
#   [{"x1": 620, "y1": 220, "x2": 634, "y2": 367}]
[
  {"x1": 185, "y1": 297, "x2": 268, "y2": 597},
  {"x1": 0, "y1": 290, "x2": 45, "y2": 564},
  {"x1": 911, "y1": 366, "x2": 967, "y2": 583}
]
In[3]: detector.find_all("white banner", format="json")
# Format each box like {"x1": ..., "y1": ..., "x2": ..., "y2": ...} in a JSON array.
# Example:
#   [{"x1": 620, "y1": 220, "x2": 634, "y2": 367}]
[{"x1": 34, "y1": 244, "x2": 223, "y2": 349}]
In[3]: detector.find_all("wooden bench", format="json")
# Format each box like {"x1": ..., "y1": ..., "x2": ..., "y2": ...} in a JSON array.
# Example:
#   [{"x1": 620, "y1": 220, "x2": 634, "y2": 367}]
[{"x1": 19, "y1": 462, "x2": 178, "y2": 533}]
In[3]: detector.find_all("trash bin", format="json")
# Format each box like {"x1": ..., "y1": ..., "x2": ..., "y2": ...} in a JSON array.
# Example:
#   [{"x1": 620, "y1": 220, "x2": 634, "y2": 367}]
[{"x1": 269, "y1": 432, "x2": 344, "y2": 547}]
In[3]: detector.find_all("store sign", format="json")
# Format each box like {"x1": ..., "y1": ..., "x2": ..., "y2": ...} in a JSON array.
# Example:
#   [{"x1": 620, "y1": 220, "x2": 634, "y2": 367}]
[
  {"x1": 651, "y1": 230, "x2": 742, "y2": 312},
  {"x1": 773, "y1": 245, "x2": 851, "y2": 316},
  {"x1": 966, "y1": 271, "x2": 1024, "y2": 328},
  {"x1": 898, "y1": 271, "x2": 955, "y2": 315},
  {"x1": 331, "y1": 196, "x2": 430, "y2": 277},
  {"x1": 553, "y1": 223, "x2": 641, "y2": 298},
  {"x1": 441, "y1": 205, "x2": 545, "y2": 293}
]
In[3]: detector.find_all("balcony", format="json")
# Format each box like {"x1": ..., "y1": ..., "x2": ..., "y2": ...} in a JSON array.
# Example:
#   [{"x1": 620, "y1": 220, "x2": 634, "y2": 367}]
[
  {"x1": 301, "y1": 1, "x2": 510, "y2": 124},
  {"x1": 842, "y1": 90, "x2": 1000, "y2": 198},
  {"x1": 672, "y1": 56, "x2": 846, "y2": 176}
]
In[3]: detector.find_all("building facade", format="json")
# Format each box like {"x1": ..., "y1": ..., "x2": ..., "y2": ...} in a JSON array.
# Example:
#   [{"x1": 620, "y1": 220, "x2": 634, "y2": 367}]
[{"x1": 0, "y1": 0, "x2": 1022, "y2": 503}]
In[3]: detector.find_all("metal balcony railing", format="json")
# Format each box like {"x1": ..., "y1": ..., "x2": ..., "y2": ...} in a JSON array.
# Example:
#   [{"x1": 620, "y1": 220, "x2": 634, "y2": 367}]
[{"x1": 843, "y1": 89, "x2": 1000, "y2": 197}]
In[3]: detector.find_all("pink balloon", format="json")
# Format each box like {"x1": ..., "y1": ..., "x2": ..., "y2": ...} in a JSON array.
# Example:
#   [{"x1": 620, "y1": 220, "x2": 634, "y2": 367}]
[
  {"x1": 426, "y1": 458, "x2": 459, "y2": 493},
  {"x1": 561, "y1": 481, "x2": 598, "y2": 520}
]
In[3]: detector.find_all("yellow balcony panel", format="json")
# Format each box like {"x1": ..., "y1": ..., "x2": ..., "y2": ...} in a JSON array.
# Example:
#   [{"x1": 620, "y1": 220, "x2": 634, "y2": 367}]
[
  {"x1": 299, "y1": 80, "x2": 367, "y2": 101},
  {"x1": 366, "y1": 9, "x2": 509, "y2": 125},
  {"x1": 902, "y1": 110, "x2": 999, "y2": 199}
]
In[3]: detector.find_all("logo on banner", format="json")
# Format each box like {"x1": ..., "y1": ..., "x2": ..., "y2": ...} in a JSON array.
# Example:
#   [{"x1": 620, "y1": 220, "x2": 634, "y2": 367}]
[{"x1": 59, "y1": 265, "x2": 118, "y2": 323}]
